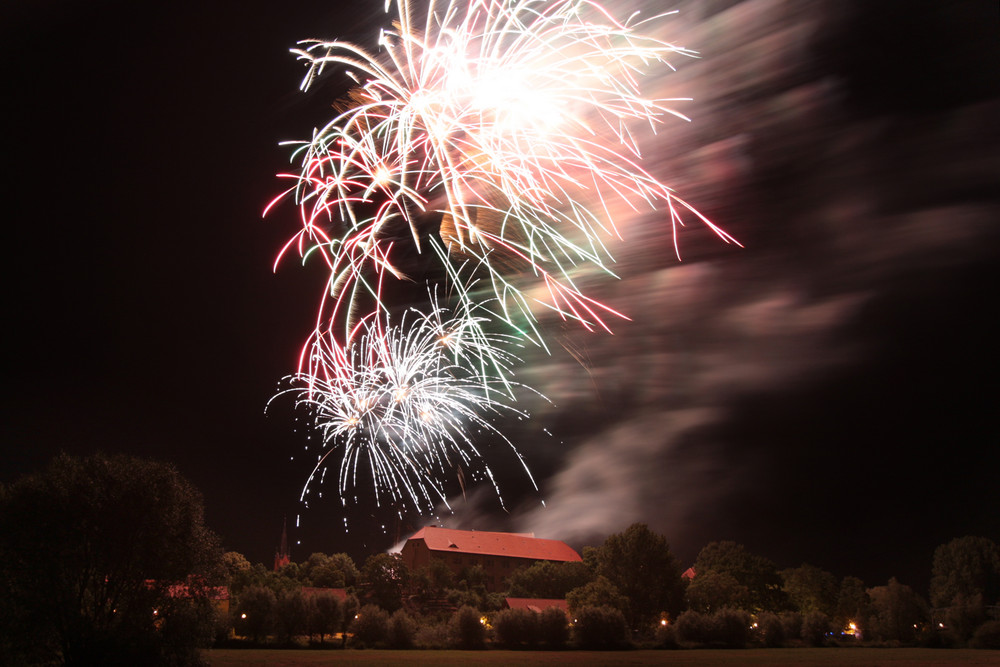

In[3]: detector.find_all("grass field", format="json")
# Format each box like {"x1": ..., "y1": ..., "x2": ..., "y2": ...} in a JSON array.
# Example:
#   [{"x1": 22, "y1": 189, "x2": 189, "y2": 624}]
[{"x1": 204, "y1": 648, "x2": 1000, "y2": 666}]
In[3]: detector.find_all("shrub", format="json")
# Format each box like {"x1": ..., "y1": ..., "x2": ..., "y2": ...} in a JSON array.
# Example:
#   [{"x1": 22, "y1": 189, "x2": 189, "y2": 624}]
[
  {"x1": 674, "y1": 610, "x2": 711, "y2": 646},
  {"x1": 970, "y1": 620, "x2": 1000, "y2": 649},
  {"x1": 712, "y1": 608, "x2": 750, "y2": 649},
  {"x1": 450, "y1": 605, "x2": 486, "y2": 649},
  {"x1": 538, "y1": 607, "x2": 570, "y2": 648},
  {"x1": 572, "y1": 605, "x2": 630, "y2": 649},
  {"x1": 654, "y1": 621, "x2": 679, "y2": 649},
  {"x1": 757, "y1": 611, "x2": 785, "y2": 647},
  {"x1": 780, "y1": 611, "x2": 803, "y2": 642},
  {"x1": 351, "y1": 605, "x2": 390, "y2": 648},
  {"x1": 943, "y1": 594, "x2": 987, "y2": 644},
  {"x1": 801, "y1": 611, "x2": 830, "y2": 647},
  {"x1": 159, "y1": 598, "x2": 219, "y2": 664},
  {"x1": 414, "y1": 620, "x2": 451, "y2": 649},
  {"x1": 387, "y1": 609, "x2": 417, "y2": 649},
  {"x1": 492, "y1": 608, "x2": 537, "y2": 648},
  {"x1": 674, "y1": 608, "x2": 749, "y2": 648}
]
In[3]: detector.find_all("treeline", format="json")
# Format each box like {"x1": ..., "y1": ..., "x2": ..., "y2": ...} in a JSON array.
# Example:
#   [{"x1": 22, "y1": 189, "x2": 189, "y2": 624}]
[
  {"x1": 219, "y1": 526, "x2": 1000, "y2": 650},
  {"x1": 2, "y1": 453, "x2": 999, "y2": 666}
]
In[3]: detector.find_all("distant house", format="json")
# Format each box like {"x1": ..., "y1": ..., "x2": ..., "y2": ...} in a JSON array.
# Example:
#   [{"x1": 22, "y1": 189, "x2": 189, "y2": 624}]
[
  {"x1": 300, "y1": 586, "x2": 348, "y2": 602},
  {"x1": 504, "y1": 597, "x2": 569, "y2": 615},
  {"x1": 162, "y1": 582, "x2": 231, "y2": 615},
  {"x1": 399, "y1": 526, "x2": 581, "y2": 593}
]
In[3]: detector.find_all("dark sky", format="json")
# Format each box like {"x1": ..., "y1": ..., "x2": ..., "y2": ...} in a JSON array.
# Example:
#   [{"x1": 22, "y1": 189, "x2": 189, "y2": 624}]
[{"x1": 3, "y1": 0, "x2": 998, "y2": 595}]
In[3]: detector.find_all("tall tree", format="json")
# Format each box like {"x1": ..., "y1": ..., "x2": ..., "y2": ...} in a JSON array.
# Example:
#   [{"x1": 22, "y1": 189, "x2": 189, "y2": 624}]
[
  {"x1": 693, "y1": 541, "x2": 787, "y2": 613},
  {"x1": 593, "y1": 523, "x2": 685, "y2": 625},
  {"x1": 302, "y1": 552, "x2": 360, "y2": 588},
  {"x1": 867, "y1": 578, "x2": 928, "y2": 643},
  {"x1": 929, "y1": 536, "x2": 1000, "y2": 608},
  {"x1": 235, "y1": 586, "x2": 277, "y2": 643},
  {"x1": 781, "y1": 564, "x2": 838, "y2": 616},
  {"x1": 929, "y1": 536, "x2": 1000, "y2": 643},
  {"x1": 361, "y1": 553, "x2": 409, "y2": 611},
  {"x1": 686, "y1": 569, "x2": 747, "y2": 613},
  {"x1": 566, "y1": 576, "x2": 630, "y2": 616},
  {"x1": 0, "y1": 453, "x2": 222, "y2": 666},
  {"x1": 834, "y1": 575, "x2": 871, "y2": 631},
  {"x1": 307, "y1": 591, "x2": 342, "y2": 644}
]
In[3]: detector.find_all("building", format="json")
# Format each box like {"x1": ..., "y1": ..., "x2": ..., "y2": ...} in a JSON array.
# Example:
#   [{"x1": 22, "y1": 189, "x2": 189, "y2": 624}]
[
  {"x1": 399, "y1": 526, "x2": 581, "y2": 593},
  {"x1": 274, "y1": 518, "x2": 290, "y2": 571},
  {"x1": 301, "y1": 586, "x2": 348, "y2": 603},
  {"x1": 164, "y1": 582, "x2": 231, "y2": 616},
  {"x1": 504, "y1": 597, "x2": 569, "y2": 615}
]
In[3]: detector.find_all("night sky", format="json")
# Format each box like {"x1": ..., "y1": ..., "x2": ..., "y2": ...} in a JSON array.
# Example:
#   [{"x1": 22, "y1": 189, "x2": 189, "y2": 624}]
[{"x1": 4, "y1": 0, "x2": 998, "y2": 594}]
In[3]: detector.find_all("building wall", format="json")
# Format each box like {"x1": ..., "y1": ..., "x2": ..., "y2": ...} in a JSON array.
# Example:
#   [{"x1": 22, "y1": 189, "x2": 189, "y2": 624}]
[{"x1": 401, "y1": 540, "x2": 539, "y2": 593}]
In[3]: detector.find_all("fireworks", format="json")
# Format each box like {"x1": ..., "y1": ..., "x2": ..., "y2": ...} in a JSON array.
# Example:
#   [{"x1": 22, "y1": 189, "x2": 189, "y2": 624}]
[
  {"x1": 272, "y1": 304, "x2": 536, "y2": 512},
  {"x1": 269, "y1": 0, "x2": 736, "y2": 510}
]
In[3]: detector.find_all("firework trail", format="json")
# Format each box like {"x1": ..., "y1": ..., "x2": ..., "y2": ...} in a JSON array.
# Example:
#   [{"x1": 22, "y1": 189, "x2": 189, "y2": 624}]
[{"x1": 268, "y1": 0, "x2": 735, "y2": 510}]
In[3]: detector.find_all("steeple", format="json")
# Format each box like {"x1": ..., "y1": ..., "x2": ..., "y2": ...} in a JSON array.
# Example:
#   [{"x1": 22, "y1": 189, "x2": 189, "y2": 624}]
[{"x1": 273, "y1": 516, "x2": 290, "y2": 571}]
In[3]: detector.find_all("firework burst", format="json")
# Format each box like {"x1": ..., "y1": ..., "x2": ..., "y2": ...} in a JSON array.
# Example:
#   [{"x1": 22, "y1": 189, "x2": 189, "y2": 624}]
[
  {"x1": 272, "y1": 304, "x2": 537, "y2": 512},
  {"x1": 271, "y1": 0, "x2": 738, "y2": 346},
  {"x1": 268, "y1": 0, "x2": 735, "y2": 511}
]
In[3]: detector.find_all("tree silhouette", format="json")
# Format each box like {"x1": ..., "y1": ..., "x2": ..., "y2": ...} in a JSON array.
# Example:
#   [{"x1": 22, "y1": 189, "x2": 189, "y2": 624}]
[{"x1": 0, "y1": 453, "x2": 222, "y2": 666}]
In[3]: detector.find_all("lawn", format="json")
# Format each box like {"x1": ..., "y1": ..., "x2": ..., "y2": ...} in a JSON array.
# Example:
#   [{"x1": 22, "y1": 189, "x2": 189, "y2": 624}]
[{"x1": 204, "y1": 648, "x2": 1000, "y2": 666}]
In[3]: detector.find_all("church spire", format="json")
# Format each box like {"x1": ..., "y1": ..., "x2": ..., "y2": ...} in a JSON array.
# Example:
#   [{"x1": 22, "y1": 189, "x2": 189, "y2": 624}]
[{"x1": 273, "y1": 516, "x2": 290, "y2": 571}]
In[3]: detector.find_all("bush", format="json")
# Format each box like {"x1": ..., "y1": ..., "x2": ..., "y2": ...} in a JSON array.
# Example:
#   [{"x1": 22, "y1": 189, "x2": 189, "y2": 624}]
[
  {"x1": 414, "y1": 620, "x2": 451, "y2": 649},
  {"x1": 712, "y1": 608, "x2": 750, "y2": 649},
  {"x1": 351, "y1": 605, "x2": 390, "y2": 648},
  {"x1": 654, "y1": 621, "x2": 679, "y2": 649},
  {"x1": 572, "y1": 605, "x2": 630, "y2": 650},
  {"x1": 780, "y1": 611, "x2": 803, "y2": 642},
  {"x1": 158, "y1": 598, "x2": 218, "y2": 665},
  {"x1": 943, "y1": 595, "x2": 987, "y2": 644},
  {"x1": 757, "y1": 611, "x2": 785, "y2": 647},
  {"x1": 538, "y1": 607, "x2": 570, "y2": 648},
  {"x1": 970, "y1": 620, "x2": 1000, "y2": 649},
  {"x1": 450, "y1": 605, "x2": 485, "y2": 649},
  {"x1": 212, "y1": 609, "x2": 234, "y2": 645},
  {"x1": 674, "y1": 610, "x2": 711, "y2": 646},
  {"x1": 387, "y1": 609, "x2": 417, "y2": 649},
  {"x1": 801, "y1": 611, "x2": 830, "y2": 647},
  {"x1": 674, "y1": 608, "x2": 749, "y2": 648},
  {"x1": 492, "y1": 608, "x2": 537, "y2": 648}
]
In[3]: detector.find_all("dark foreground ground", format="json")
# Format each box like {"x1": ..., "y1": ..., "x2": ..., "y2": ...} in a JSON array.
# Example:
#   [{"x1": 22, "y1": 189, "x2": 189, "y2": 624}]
[{"x1": 204, "y1": 648, "x2": 1000, "y2": 666}]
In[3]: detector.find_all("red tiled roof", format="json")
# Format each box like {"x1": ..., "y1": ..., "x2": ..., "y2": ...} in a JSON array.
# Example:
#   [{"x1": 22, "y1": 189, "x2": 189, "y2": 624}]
[
  {"x1": 505, "y1": 597, "x2": 569, "y2": 613},
  {"x1": 406, "y1": 527, "x2": 581, "y2": 562},
  {"x1": 301, "y1": 587, "x2": 348, "y2": 601},
  {"x1": 165, "y1": 584, "x2": 229, "y2": 600}
]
